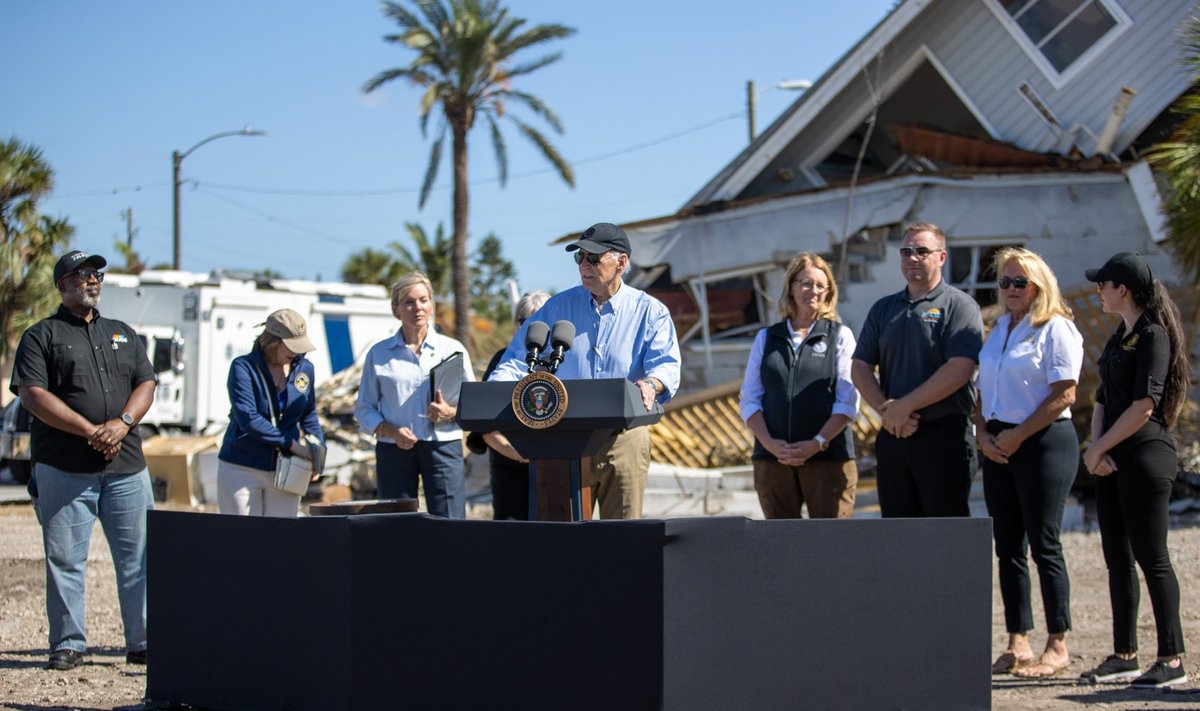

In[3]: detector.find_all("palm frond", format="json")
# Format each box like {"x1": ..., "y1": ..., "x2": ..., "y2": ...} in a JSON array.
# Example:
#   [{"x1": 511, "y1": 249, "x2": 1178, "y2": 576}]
[
  {"x1": 502, "y1": 23, "x2": 575, "y2": 56},
  {"x1": 502, "y1": 52, "x2": 564, "y2": 82},
  {"x1": 509, "y1": 117, "x2": 574, "y2": 187},
  {"x1": 485, "y1": 114, "x2": 508, "y2": 186},
  {"x1": 363, "y1": 67, "x2": 421, "y2": 94},
  {"x1": 419, "y1": 133, "x2": 445, "y2": 208},
  {"x1": 502, "y1": 89, "x2": 564, "y2": 133}
]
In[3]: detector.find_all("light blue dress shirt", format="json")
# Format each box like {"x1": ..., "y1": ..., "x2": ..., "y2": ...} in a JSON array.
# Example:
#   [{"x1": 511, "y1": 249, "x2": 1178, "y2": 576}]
[
  {"x1": 354, "y1": 328, "x2": 474, "y2": 443},
  {"x1": 489, "y1": 283, "x2": 681, "y2": 402}
]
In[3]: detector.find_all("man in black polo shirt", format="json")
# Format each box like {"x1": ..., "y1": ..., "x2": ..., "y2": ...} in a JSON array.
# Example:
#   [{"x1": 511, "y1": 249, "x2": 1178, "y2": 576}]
[
  {"x1": 852, "y1": 223, "x2": 983, "y2": 517},
  {"x1": 10, "y1": 250, "x2": 156, "y2": 671}
]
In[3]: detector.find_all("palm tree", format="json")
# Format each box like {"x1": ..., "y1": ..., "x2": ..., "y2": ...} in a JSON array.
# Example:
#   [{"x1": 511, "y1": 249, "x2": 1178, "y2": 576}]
[
  {"x1": 1, "y1": 138, "x2": 74, "y2": 378},
  {"x1": 363, "y1": 0, "x2": 575, "y2": 345},
  {"x1": 1147, "y1": 15, "x2": 1200, "y2": 287},
  {"x1": 341, "y1": 222, "x2": 454, "y2": 296}
]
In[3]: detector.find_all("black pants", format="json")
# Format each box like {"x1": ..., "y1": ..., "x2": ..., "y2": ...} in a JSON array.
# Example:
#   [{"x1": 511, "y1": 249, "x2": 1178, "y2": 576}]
[
  {"x1": 1095, "y1": 433, "x2": 1185, "y2": 657},
  {"x1": 489, "y1": 454, "x2": 529, "y2": 521},
  {"x1": 983, "y1": 418, "x2": 1077, "y2": 634},
  {"x1": 875, "y1": 414, "x2": 974, "y2": 518}
]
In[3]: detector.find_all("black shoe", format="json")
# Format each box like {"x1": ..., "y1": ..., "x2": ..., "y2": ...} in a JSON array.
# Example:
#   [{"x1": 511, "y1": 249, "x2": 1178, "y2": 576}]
[
  {"x1": 46, "y1": 649, "x2": 85, "y2": 670},
  {"x1": 126, "y1": 648, "x2": 147, "y2": 665},
  {"x1": 1131, "y1": 660, "x2": 1188, "y2": 689},
  {"x1": 1079, "y1": 654, "x2": 1141, "y2": 684}
]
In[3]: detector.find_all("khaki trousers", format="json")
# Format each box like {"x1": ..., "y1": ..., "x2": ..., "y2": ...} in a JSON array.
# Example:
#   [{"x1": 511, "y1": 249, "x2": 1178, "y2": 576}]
[
  {"x1": 585, "y1": 426, "x2": 651, "y2": 520},
  {"x1": 753, "y1": 458, "x2": 858, "y2": 519}
]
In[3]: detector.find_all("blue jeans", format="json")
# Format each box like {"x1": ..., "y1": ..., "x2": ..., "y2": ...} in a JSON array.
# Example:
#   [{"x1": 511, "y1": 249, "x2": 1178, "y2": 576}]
[
  {"x1": 375, "y1": 440, "x2": 465, "y2": 519},
  {"x1": 34, "y1": 462, "x2": 152, "y2": 653}
]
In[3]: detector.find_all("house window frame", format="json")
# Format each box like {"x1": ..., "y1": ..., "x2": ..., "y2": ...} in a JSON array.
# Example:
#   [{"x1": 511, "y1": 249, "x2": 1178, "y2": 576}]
[
  {"x1": 983, "y1": 0, "x2": 1132, "y2": 90},
  {"x1": 945, "y1": 237, "x2": 1028, "y2": 307}
]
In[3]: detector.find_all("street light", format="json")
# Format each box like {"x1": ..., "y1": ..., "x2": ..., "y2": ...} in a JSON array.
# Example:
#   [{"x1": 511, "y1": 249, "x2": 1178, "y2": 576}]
[
  {"x1": 172, "y1": 126, "x2": 267, "y2": 270},
  {"x1": 747, "y1": 79, "x2": 812, "y2": 143}
]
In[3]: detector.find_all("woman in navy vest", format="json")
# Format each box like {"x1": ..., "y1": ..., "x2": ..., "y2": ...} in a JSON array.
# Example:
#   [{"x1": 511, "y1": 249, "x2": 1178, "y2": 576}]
[
  {"x1": 218, "y1": 309, "x2": 324, "y2": 517},
  {"x1": 739, "y1": 253, "x2": 860, "y2": 518},
  {"x1": 974, "y1": 248, "x2": 1082, "y2": 678}
]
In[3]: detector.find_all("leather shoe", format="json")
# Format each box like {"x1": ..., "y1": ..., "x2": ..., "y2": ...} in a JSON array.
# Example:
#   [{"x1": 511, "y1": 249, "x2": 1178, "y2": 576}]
[
  {"x1": 126, "y1": 648, "x2": 147, "y2": 665},
  {"x1": 47, "y1": 649, "x2": 85, "y2": 670}
]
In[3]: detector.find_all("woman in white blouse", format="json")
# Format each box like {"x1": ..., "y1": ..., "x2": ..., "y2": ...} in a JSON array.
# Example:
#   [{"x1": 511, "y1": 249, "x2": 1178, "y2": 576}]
[
  {"x1": 975, "y1": 248, "x2": 1083, "y2": 678},
  {"x1": 739, "y1": 252, "x2": 860, "y2": 519},
  {"x1": 354, "y1": 271, "x2": 474, "y2": 518}
]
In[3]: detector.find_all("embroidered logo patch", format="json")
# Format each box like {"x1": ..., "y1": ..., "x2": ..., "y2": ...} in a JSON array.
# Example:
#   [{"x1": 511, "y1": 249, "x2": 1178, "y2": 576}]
[
  {"x1": 919, "y1": 308, "x2": 944, "y2": 324},
  {"x1": 294, "y1": 373, "x2": 310, "y2": 393},
  {"x1": 111, "y1": 333, "x2": 129, "y2": 350},
  {"x1": 811, "y1": 340, "x2": 829, "y2": 356},
  {"x1": 1121, "y1": 333, "x2": 1139, "y2": 352}
]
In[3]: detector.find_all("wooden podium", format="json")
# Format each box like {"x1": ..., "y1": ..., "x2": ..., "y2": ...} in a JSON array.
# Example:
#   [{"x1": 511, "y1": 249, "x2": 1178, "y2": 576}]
[{"x1": 457, "y1": 378, "x2": 663, "y2": 520}]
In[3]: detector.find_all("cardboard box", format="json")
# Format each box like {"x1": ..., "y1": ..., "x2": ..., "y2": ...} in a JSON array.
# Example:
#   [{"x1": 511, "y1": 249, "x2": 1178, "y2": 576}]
[{"x1": 143, "y1": 436, "x2": 219, "y2": 507}]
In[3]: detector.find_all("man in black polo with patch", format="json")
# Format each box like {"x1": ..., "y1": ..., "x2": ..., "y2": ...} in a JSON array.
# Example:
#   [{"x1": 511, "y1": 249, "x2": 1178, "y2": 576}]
[
  {"x1": 10, "y1": 250, "x2": 156, "y2": 671},
  {"x1": 851, "y1": 223, "x2": 983, "y2": 517}
]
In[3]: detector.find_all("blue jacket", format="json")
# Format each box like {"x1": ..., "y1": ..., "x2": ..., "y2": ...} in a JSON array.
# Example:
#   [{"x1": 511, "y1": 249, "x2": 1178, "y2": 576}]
[{"x1": 218, "y1": 345, "x2": 324, "y2": 471}]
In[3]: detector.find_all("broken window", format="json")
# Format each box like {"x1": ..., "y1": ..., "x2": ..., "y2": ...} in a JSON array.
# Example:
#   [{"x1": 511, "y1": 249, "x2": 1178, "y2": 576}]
[
  {"x1": 947, "y1": 242, "x2": 1024, "y2": 308},
  {"x1": 999, "y1": 0, "x2": 1121, "y2": 73}
]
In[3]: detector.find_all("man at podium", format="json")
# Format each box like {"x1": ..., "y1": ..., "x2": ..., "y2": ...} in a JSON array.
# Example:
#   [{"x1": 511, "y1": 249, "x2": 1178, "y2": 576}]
[{"x1": 490, "y1": 223, "x2": 681, "y2": 519}]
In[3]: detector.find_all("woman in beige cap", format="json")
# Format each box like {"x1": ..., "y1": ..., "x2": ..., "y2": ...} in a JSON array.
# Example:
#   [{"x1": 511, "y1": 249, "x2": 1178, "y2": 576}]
[{"x1": 217, "y1": 309, "x2": 325, "y2": 517}]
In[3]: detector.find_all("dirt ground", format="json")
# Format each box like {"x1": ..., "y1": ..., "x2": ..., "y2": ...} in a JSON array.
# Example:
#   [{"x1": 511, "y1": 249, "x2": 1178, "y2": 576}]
[{"x1": 1, "y1": 503, "x2": 1199, "y2": 710}]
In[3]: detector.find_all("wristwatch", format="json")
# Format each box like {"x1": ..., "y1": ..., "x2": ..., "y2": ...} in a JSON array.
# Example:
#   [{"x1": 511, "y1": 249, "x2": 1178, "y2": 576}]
[
  {"x1": 120, "y1": 412, "x2": 136, "y2": 428},
  {"x1": 814, "y1": 434, "x2": 829, "y2": 451}
]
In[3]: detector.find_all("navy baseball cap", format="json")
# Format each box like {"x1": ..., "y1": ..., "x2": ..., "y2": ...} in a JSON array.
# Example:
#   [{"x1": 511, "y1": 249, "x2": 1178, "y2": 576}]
[
  {"x1": 53, "y1": 251, "x2": 108, "y2": 284},
  {"x1": 565, "y1": 223, "x2": 631, "y2": 256}
]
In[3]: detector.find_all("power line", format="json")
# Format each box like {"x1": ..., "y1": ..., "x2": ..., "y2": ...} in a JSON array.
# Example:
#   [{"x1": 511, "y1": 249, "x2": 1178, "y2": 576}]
[
  {"x1": 197, "y1": 111, "x2": 744, "y2": 196},
  {"x1": 51, "y1": 182, "x2": 171, "y2": 199},
  {"x1": 38, "y1": 109, "x2": 744, "y2": 201},
  {"x1": 192, "y1": 187, "x2": 366, "y2": 248}
]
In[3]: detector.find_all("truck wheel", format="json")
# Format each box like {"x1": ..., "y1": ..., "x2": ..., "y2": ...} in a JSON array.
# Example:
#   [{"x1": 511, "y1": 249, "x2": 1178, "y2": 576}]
[{"x1": 5, "y1": 458, "x2": 31, "y2": 485}]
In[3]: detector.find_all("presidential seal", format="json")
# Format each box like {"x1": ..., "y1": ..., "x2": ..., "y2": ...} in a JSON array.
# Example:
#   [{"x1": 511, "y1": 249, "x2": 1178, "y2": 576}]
[{"x1": 512, "y1": 371, "x2": 568, "y2": 429}]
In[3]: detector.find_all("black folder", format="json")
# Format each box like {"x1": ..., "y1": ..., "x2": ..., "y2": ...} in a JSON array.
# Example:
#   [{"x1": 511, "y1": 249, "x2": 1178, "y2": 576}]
[{"x1": 429, "y1": 351, "x2": 465, "y2": 405}]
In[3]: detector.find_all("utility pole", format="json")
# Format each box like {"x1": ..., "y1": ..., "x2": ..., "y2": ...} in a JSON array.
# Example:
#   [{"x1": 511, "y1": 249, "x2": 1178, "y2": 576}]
[{"x1": 121, "y1": 208, "x2": 138, "y2": 248}]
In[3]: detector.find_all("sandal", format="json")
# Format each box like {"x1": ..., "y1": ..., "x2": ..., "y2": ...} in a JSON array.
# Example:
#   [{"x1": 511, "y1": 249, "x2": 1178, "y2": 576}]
[
  {"x1": 992, "y1": 651, "x2": 1034, "y2": 675},
  {"x1": 1012, "y1": 655, "x2": 1070, "y2": 679}
]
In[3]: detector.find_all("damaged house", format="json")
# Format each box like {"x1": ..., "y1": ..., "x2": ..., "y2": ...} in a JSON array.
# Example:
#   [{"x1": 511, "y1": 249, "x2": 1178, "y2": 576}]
[{"x1": 590, "y1": 0, "x2": 1198, "y2": 391}]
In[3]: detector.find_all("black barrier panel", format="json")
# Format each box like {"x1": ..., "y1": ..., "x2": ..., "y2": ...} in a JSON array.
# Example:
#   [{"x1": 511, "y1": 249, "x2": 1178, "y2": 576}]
[
  {"x1": 346, "y1": 516, "x2": 665, "y2": 711},
  {"x1": 147, "y1": 512, "x2": 990, "y2": 710},
  {"x1": 147, "y1": 512, "x2": 665, "y2": 711},
  {"x1": 662, "y1": 517, "x2": 992, "y2": 711},
  {"x1": 146, "y1": 511, "x2": 353, "y2": 711}
]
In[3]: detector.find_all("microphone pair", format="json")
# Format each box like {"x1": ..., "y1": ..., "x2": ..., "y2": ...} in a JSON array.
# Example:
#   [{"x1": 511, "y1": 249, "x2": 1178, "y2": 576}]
[{"x1": 524, "y1": 320, "x2": 575, "y2": 374}]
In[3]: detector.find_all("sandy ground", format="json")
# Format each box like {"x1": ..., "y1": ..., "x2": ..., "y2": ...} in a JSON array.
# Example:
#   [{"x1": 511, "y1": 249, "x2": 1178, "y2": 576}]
[{"x1": 2, "y1": 502, "x2": 1199, "y2": 710}]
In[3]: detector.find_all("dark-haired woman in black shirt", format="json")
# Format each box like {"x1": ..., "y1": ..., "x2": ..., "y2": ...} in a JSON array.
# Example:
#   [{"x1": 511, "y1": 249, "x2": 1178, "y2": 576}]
[{"x1": 1078, "y1": 253, "x2": 1190, "y2": 689}]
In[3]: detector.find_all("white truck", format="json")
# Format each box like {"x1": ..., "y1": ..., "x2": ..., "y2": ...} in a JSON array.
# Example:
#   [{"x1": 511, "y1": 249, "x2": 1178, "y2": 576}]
[{"x1": 96, "y1": 270, "x2": 400, "y2": 434}]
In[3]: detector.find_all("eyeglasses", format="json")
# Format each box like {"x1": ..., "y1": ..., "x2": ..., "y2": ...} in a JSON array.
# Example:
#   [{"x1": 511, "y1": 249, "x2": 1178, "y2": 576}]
[
  {"x1": 899, "y1": 246, "x2": 943, "y2": 259},
  {"x1": 71, "y1": 269, "x2": 105, "y2": 283},
  {"x1": 998, "y1": 276, "x2": 1030, "y2": 290},
  {"x1": 573, "y1": 251, "x2": 614, "y2": 266},
  {"x1": 794, "y1": 280, "x2": 829, "y2": 293}
]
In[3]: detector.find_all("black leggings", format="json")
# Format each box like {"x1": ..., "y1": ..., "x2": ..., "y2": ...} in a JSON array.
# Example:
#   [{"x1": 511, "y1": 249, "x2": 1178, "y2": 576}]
[
  {"x1": 983, "y1": 419, "x2": 1077, "y2": 634},
  {"x1": 1095, "y1": 435, "x2": 1185, "y2": 657}
]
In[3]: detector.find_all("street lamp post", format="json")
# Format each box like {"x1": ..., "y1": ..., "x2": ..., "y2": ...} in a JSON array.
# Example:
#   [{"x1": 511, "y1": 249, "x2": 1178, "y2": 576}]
[
  {"x1": 172, "y1": 126, "x2": 266, "y2": 270},
  {"x1": 746, "y1": 79, "x2": 813, "y2": 143}
]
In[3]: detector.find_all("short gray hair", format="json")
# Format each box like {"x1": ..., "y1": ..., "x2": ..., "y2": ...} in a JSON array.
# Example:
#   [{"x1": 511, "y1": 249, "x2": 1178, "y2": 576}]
[
  {"x1": 390, "y1": 271, "x2": 434, "y2": 309},
  {"x1": 514, "y1": 290, "x2": 550, "y2": 325}
]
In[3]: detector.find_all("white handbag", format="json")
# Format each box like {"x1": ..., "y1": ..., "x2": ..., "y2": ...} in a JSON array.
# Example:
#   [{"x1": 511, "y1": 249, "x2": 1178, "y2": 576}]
[{"x1": 251, "y1": 361, "x2": 315, "y2": 496}]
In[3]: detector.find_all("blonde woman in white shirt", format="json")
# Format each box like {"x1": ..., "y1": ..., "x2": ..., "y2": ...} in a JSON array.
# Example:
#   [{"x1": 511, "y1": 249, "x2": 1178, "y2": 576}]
[{"x1": 975, "y1": 248, "x2": 1083, "y2": 679}]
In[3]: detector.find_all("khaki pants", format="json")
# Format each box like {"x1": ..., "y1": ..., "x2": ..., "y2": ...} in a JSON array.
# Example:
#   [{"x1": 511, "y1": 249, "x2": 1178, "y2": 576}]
[
  {"x1": 585, "y1": 427, "x2": 651, "y2": 520},
  {"x1": 753, "y1": 458, "x2": 858, "y2": 519}
]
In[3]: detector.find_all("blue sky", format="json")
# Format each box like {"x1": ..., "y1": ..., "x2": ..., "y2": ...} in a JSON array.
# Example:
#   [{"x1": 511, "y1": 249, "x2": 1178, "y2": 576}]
[{"x1": 4, "y1": 0, "x2": 898, "y2": 294}]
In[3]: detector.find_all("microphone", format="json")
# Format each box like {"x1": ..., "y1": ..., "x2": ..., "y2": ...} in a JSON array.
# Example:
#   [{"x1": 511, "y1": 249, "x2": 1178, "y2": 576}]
[
  {"x1": 546, "y1": 320, "x2": 575, "y2": 374},
  {"x1": 524, "y1": 321, "x2": 550, "y2": 372}
]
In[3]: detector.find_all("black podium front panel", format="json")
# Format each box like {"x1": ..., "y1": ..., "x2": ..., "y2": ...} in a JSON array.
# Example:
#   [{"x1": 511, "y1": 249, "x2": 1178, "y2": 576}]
[
  {"x1": 147, "y1": 512, "x2": 989, "y2": 711},
  {"x1": 662, "y1": 517, "x2": 992, "y2": 711}
]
